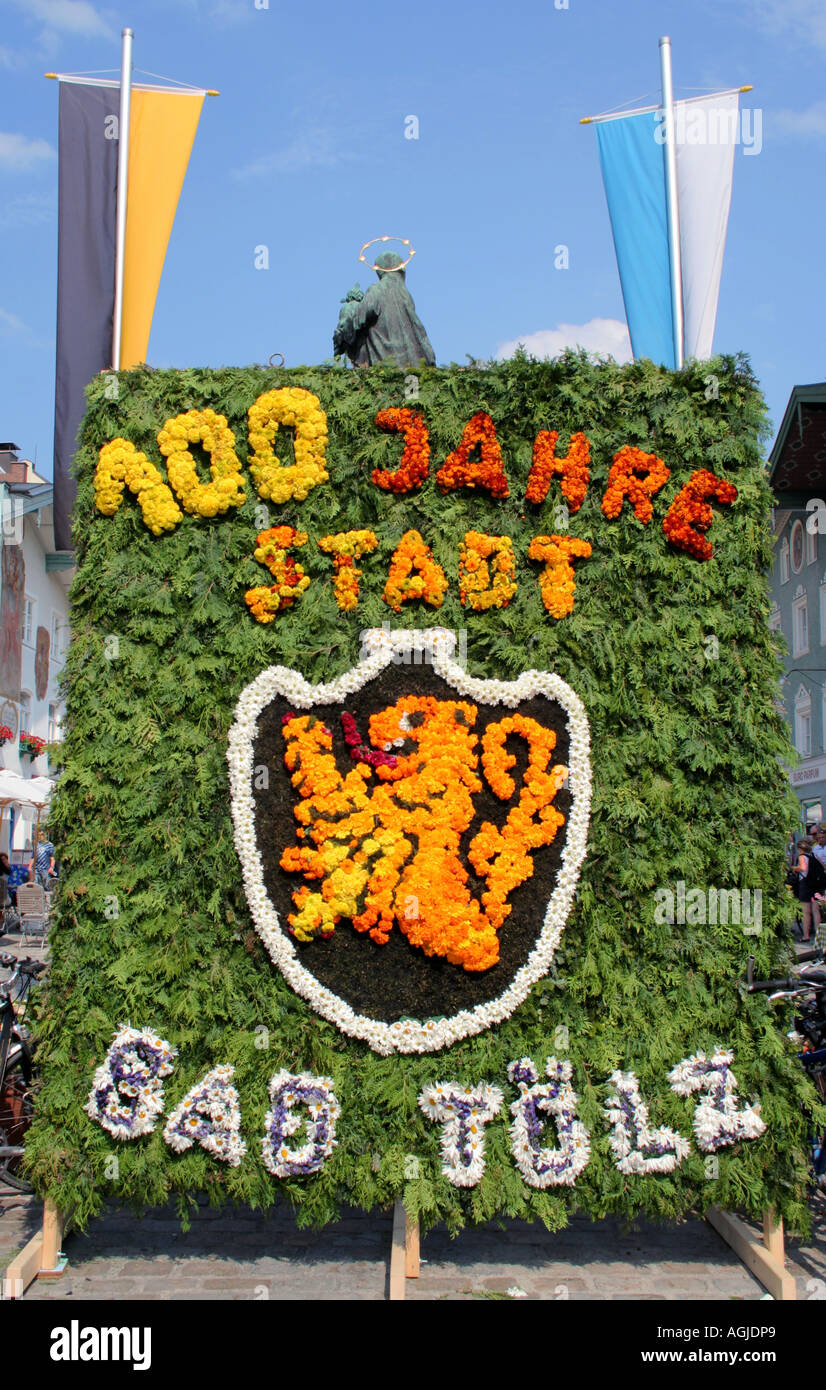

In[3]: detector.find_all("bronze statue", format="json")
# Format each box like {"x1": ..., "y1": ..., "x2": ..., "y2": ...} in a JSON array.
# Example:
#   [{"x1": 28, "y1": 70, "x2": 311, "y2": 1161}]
[{"x1": 333, "y1": 250, "x2": 435, "y2": 368}]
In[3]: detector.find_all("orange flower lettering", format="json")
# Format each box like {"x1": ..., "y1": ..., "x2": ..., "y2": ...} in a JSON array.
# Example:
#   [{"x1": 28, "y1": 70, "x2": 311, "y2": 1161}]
[
  {"x1": 435, "y1": 412, "x2": 509, "y2": 498},
  {"x1": 526, "y1": 430, "x2": 590, "y2": 510},
  {"x1": 528, "y1": 534, "x2": 593, "y2": 619},
  {"x1": 662, "y1": 469, "x2": 737, "y2": 560},
  {"x1": 383, "y1": 530, "x2": 448, "y2": 612},
  {"x1": 372, "y1": 408, "x2": 430, "y2": 492},
  {"x1": 601, "y1": 446, "x2": 670, "y2": 524}
]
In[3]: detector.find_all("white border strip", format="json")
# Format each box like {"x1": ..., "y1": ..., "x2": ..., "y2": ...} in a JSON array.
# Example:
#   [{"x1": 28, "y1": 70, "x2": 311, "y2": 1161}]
[
  {"x1": 227, "y1": 629, "x2": 592, "y2": 1055},
  {"x1": 586, "y1": 88, "x2": 748, "y2": 125},
  {"x1": 51, "y1": 75, "x2": 208, "y2": 94}
]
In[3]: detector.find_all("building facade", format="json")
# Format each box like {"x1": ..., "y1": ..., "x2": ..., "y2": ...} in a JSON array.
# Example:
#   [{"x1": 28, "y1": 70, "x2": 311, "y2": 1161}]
[
  {"x1": 0, "y1": 443, "x2": 73, "y2": 856},
  {"x1": 769, "y1": 384, "x2": 826, "y2": 828}
]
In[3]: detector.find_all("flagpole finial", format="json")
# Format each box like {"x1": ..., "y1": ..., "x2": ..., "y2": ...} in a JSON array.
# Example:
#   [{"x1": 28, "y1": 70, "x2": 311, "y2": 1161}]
[
  {"x1": 44, "y1": 72, "x2": 58, "y2": 79},
  {"x1": 122, "y1": 26, "x2": 133, "y2": 35}
]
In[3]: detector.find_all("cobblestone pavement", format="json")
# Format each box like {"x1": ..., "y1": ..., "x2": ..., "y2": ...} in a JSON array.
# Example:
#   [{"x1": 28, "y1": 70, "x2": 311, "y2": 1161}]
[
  {"x1": 0, "y1": 919, "x2": 49, "y2": 969},
  {"x1": 3, "y1": 1189, "x2": 826, "y2": 1300}
]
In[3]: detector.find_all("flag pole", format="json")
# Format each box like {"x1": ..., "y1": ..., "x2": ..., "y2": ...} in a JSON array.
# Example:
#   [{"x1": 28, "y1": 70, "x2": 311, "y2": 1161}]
[
  {"x1": 111, "y1": 26, "x2": 133, "y2": 371},
  {"x1": 659, "y1": 36, "x2": 684, "y2": 369}
]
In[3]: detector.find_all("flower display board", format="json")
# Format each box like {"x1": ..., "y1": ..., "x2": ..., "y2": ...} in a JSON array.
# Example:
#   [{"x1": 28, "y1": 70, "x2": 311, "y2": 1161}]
[{"x1": 27, "y1": 353, "x2": 810, "y2": 1234}]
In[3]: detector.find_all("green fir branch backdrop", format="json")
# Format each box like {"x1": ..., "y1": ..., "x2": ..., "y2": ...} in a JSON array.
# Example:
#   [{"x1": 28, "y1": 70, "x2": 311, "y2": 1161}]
[{"x1": 26, "y1": 352, "x2": 812, "y2": 1233}]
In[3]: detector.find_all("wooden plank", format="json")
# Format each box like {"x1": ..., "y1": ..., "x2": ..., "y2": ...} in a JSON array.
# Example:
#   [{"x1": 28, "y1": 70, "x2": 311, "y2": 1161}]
[
  {"x1": 405, "y1": 1210, "x2": 420, "y2": 1278},
  {"x1": 4, "y1": 1227, "x2": 44, "y2": 1299},
  {"x1": 389, "y1": 1198, "x2": 407, "y2": 1301},
  {"x1": 707, "y1": 1207, "x2": 797, "y2": 1301}
]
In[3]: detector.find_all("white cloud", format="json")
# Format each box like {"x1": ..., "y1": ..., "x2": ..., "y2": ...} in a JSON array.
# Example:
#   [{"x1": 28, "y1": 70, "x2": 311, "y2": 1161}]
[
  {"x1": 12, "y1": 0, "x2": 114, "y2": 38},
  {"x1": 0, "y1": 133, "x2": 56, "y2": 171},
  {"x1": 0, "y1": 308, "x2": 29, "y2": 334},
  {"x1": 0, "y1": 308, "x2": 49, "y2": 348},
  {"x1": 160, "y1": 0, "x2": 251, "y2": 19},
  {"x1": 0, "y1": 46, "x2": 19, "y2": 69},
  {"x1": 774, "y1": 101, "x2": 826, "y2": 136},
  {"x1": 206, "y1": 0, "x2": 253, "y2": 22},
  {"x1": 496, "y1": 318, "x2": 632, "y2": 364},
  {"x1": 0, "y1": 191, "x2": 56, "y2": 228},
  {"x1": 234, "y1": 128, "x2": 358, "y2": 179},
  {"x1": 732, "y1": 0, "x2": 826, "y2": 50}
]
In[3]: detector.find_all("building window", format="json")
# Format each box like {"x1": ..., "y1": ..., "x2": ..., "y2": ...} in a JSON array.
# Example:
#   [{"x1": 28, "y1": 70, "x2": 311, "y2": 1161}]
[
  {"x1": 792, "y1": 521, "x2": 805, "y2": 573},
  {"x1": 50, "y1": 611, "x2": 61, "y2": 655},
  {"x1": 808, "y1": 523, "x2": 818, "y2": 565},
  {"x1": 796, "y1": 685, "x2": 812, "y2": 757},
  {"x1": 19, "y1": 691, "x2": 31, "y2": 734},
  {"x1": 793, "y1": 591, "x2": 809, "y2": 656},
  {"x1": 47, "y1": 703, "x2": 62, "y2": 744},
  {"x1": 780, "y1": 538, "x2": 790, "y2": 584},
  {"x1": 769, "y1": 606, "x2": 781, "y2": 634},
  {"x1": 20, "y1": 597, "x2": 34, "y2": 646}
]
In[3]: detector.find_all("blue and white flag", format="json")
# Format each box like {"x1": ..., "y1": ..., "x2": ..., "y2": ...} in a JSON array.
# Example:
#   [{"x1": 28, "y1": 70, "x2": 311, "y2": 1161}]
[{"x1": 594, "y1": 92, "x2": 740, "y2": 367}]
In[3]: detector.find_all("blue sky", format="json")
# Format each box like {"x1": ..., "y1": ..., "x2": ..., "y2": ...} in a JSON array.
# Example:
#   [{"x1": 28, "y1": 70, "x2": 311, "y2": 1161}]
[{"x1": 1, "y1": 0, "x2": 825, "y2": 474}]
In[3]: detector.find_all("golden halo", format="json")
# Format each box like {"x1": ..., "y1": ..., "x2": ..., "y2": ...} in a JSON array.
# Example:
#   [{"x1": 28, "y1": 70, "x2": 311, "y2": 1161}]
[{"x1": 358, "y1": 235, "x2": 416, "y2": 273}]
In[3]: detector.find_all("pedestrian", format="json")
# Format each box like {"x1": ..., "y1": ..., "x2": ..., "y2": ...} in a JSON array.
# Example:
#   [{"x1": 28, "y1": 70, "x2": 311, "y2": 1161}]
[
  {"x1": 786, "y1": 839, "x2": 804, "y2": 939},
  {"x1": 797, "y1": 837, "x2": 826, "y2": 942},
  {"x1": 813, "y1": 825, "x2": 826, "y2": 869},
  {"x1": 28, "y1": 831, "x2": 56, "y2": 892},
  {"x1": 0, "y1": 851, "x2": 9, "y2": 936}
]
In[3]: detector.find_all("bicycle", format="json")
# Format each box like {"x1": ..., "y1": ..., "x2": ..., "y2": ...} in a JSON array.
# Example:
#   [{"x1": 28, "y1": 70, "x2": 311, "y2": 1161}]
[
  {"x1": 747, "y1": 948, "x2": 826, "y2": 1183},
  {"x1": 0, "y1": 951, "x2": 47, "y2": 1192}
]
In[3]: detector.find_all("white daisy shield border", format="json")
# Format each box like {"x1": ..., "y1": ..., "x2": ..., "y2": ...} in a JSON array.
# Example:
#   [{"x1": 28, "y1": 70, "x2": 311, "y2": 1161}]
[{"x1": 226, "y1": 628, "x2": 592, "y2": 1055}]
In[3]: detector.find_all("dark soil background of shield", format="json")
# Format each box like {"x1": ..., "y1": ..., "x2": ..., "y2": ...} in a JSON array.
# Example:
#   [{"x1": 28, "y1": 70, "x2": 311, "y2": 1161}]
[{"x1": 252, "y1": 660, "x2": 572, "y2": 1021}]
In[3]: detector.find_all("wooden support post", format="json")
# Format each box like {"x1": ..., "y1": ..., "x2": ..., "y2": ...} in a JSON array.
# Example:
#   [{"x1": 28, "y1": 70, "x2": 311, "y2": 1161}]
[
  {"x1": 389, "y1": 1198, "x2": 407, "y2": 1301},
  {"x1": 707, "y1": 1207, "x2": 796, "y2": 1301},
  {"x1": 763, "y1": 1208, "x2": 784, "y2": 1263},
  {"x1": 3, "y1": 1198, "x2": 68, "y2": 1299},
  {"x1": 405, "y1": 1209, "x2": 420, "y2": 1279},
  {"x1": 38, "y1": 1198, "x2": 67, "y2": 1279}
]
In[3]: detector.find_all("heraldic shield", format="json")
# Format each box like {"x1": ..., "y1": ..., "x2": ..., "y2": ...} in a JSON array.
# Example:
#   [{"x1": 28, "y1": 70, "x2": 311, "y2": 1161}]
[{"x1": 227, "y1": 629, "x2": 592, "y2": 1054}]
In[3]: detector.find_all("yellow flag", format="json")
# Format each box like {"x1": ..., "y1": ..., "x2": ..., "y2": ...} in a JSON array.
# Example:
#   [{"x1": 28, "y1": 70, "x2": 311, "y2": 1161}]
[{"x1": 120, "y1": 88, "x2": 205, "y2": 370}]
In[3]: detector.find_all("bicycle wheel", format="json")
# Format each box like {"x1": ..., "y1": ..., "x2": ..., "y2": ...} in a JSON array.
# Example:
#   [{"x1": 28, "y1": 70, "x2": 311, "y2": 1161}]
[{"x1": 0, "y1": 1058, "x2": 33, "y2": 1193}]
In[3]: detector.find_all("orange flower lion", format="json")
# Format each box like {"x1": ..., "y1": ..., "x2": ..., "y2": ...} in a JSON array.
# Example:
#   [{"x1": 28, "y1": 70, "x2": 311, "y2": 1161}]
[{"x1": 279, "y1": 696, "x2": 567, "y2": 972}]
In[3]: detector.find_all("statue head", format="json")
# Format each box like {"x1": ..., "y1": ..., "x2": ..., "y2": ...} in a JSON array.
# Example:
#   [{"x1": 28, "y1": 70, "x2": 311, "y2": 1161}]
[
  {"x1": 375, "y1": 250, "x2": 405, "y2": 279},
  {"x1": 340, "y1": 284, "x2": 364, "y2": 303}
]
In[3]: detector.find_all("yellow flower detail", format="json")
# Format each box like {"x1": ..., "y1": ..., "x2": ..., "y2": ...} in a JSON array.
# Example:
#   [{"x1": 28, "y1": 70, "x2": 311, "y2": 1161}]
[
  {"x1": 94, "y1": 438, "x2": 183, "y2": 535},
  {"x1": 247, "y1": 387, "x2": 329, "y2": 504},
  {"x1": 458, "y1": 531, "x2": 517, "y2": 611},
  {"x1": 157, "y1": 408, "x2": 246, "y2": 518},
  {"x1": 318, "y1": 530, "x2": 379, "y2": 611},
  {"x1": 245, "y1": 526, "x2": 310, "y2": 623}
]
